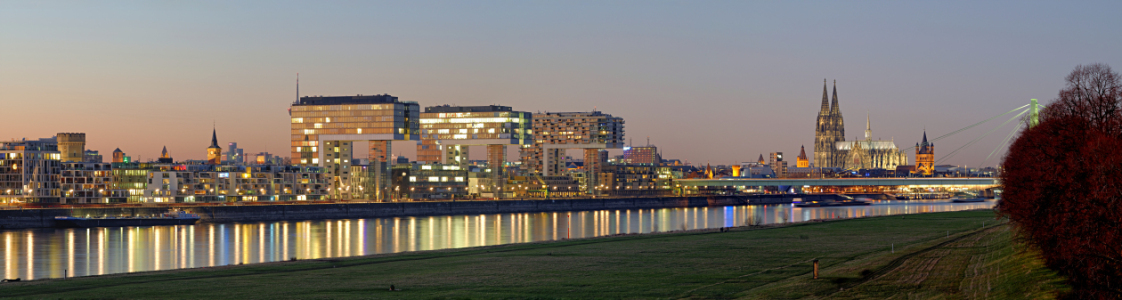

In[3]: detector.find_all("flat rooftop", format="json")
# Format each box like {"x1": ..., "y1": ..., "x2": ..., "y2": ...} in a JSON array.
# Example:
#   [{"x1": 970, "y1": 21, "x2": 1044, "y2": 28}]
[
  {"x1": 424, "y1": 105, "x2": 514, "y2": 113},
  {"x1": 293, "y1": 94, "x2": 403, "y2": 106}
]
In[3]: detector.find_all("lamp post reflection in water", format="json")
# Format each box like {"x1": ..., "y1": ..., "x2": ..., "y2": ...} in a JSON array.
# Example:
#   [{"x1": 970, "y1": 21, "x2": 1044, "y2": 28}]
[{"x1": 0, "y1": 200, "x2": 993, "y2": 279}]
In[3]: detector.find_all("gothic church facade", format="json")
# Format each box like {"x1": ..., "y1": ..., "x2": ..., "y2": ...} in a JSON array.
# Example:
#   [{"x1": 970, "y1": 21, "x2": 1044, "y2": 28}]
[{"x1": 813, "y1": 80, "x2": 908, "y2": 170}]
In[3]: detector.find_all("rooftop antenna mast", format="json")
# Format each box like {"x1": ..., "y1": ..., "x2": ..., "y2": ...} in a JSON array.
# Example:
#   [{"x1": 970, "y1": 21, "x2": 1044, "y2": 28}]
[{"x1": 296, "y1": 73, "x2": 300, "y2": 102}]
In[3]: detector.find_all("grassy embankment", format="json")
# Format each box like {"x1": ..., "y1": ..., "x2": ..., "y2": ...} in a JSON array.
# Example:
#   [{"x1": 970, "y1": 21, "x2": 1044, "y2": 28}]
[{"x1": 0, "y1": 210, "x2": 1067, "y2": 299}]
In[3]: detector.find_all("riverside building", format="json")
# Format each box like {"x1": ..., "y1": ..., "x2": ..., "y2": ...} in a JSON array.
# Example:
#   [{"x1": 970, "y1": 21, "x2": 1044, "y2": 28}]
[
  {"x1": 142, "y1": 164, "x2": 327, "y2": 203},
  {"x1": 61, "y1": 162, "x2": 128, "y2": 203},
  {"x1": 2, "y1": 132, "x2": 330, "y2": 204},
  {"x1": 620, "y1": 145, "x2": 661, "y2": 165},
  {"x1": 520, "y1": 111, "x2": 625, "y2": 194},
  {"x1": 290, "y1": 94, "x2": 420, "y2": 201},
  {"x1": 416, "y1": 105, "x2": 532, "y2": 198},
  {"x1": 0, "y1": 137, "x2": 62, "y2": 203}
]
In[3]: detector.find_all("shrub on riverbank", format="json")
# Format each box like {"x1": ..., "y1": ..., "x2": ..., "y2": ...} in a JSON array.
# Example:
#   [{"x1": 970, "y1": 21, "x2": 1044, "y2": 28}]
[{"x1": 1000, "y1": 63, "x2": 1122, "y2": 299}]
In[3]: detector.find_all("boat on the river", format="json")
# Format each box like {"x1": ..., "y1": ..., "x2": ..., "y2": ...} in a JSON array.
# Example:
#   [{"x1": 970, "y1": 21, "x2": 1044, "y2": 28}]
[
  {"x1": 795, "y1": 200, "x2": 871, "y2": 207},
  {"x1": 950, "y1": 197, "x2": 987, "y2": 203},
  {"x1": 54, "y1": 210, "x2": 200, "y2": 228}
]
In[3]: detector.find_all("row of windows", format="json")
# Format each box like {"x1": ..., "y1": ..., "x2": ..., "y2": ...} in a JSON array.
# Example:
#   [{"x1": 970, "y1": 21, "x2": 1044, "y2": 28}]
[
  {"x1": 424, "y1": 133, "x2": 518, "y2": 140},
  {"x1": 420, "y1": 117, "x2": 522, "y2": 124},
  {"x1": 292, "y1": 115, "x2": 402, "y2": 123},
  {"x1": 292, "y1": 128, "x2": 410, "y2": 136},
  {"x1": 407, "y1": 176, "x2": 466, "y2": 182},
  {"x1": 419, "y1": 112, "x2": 527, "y2": 118},
  {"x1": 292, "y1": 121, "x2": 402, "y2": 130},
  {"x1": 420, "y1": 123, "x2": 526, "y2": 129},
  {"x1": 426, "y1": 128, "x2": 509, "y2": 134},
  {"x1": 1, "y1": 153, "x2": 63, "y2": 160}
]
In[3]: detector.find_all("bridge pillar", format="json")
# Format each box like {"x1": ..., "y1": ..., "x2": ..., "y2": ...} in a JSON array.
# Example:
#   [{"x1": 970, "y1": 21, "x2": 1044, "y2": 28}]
[{"x1": 1029, "y1": 98, "x2": 1040, "y2": 128}]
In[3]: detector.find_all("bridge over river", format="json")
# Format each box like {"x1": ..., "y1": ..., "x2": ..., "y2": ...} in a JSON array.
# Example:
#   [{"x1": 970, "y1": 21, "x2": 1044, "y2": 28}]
[
  {"x1": 676, "y1": 177, "x2": 999, "y2": 196},
  {"x1": 676, "y1": 177, "x2": 998, "y2": 188}
]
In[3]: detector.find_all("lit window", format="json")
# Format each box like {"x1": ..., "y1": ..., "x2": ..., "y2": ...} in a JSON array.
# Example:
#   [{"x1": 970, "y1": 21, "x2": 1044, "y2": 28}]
[
  {"x1": 428, "y1": 176, "x2": 439, "y2": 182},
  {"x1": 409, "y1": 176, "x2": 416, "y2": 182}
]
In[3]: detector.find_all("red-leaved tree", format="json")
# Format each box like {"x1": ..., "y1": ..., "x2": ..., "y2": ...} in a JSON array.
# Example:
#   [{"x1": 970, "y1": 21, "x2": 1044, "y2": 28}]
[{"x1": 999, "y1": 63, "x2": 1122, "y2": 299}]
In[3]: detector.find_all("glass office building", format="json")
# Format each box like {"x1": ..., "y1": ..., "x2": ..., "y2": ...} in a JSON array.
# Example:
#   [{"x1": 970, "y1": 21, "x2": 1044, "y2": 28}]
[{"x1": 290, "y1": 94, "x2": 419, "y2": 201}]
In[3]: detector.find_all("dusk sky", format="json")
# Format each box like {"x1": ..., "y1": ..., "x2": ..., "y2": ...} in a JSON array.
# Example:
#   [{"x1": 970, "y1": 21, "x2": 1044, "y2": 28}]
[{"x1": 2, "y1": 1, "x2": 1120, "y2": 167}]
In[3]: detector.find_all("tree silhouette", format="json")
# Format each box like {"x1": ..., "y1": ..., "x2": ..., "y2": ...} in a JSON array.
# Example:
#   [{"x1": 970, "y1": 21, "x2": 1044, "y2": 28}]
[{"x1": 1000, "y1": 63, "x2": 1122, "y2": 299}]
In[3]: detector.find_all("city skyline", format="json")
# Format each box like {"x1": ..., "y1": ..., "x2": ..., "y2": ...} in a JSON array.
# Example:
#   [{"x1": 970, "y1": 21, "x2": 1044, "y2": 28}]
[{"x1": 3, "y1": 1, "x2": 1121, "y2": 167}]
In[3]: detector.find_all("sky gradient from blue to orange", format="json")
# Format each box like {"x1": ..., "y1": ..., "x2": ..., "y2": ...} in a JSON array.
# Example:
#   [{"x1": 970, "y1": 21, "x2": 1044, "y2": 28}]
[{"x1": 2, "y1": 1, "x2": 1120, "y2": 167}]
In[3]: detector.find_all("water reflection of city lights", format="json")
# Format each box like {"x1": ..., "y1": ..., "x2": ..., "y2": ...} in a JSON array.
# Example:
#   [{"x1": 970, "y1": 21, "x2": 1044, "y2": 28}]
[{"x1": 0, "y1": 200, "x2": 993, "y2": 279}]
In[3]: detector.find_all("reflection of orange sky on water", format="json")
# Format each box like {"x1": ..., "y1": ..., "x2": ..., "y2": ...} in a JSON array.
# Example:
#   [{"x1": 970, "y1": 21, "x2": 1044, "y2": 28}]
[{"x1": 1, "y1": 201, "x2": 993, "y2": 279}]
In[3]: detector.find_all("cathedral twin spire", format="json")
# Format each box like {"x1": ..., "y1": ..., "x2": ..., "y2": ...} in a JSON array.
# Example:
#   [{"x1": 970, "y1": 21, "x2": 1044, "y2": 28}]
[
  {"x1": 814, "y1": 79, "x2": 846, "y2": 168},
  {"x1": 816, "y1": 79, "x2": 845, "y2": 137},
  {"x1": 819, "y1": 79, "x2": 830, "y2": 116},
  {"x1": 829, "y1": 80, "x2": 841, "y2": 118}
]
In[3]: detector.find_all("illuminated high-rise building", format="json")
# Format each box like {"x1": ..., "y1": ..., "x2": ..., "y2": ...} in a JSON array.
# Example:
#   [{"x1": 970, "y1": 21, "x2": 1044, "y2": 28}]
[
  {"x1": 520, "y1": 111, "x2": 624, "y2": 194},
  {"x1": 769, "y1": 152, "x2": 788, "y2": 178},
  {"x1": 416, "y1": 105, "x2": 531, "y2": 197},
  {"x1": 289, "y1": 94, "x2": 419, "y2": 200},
  {"x1": 226, "y1": 142, "x2": 243, "y2": 165}
]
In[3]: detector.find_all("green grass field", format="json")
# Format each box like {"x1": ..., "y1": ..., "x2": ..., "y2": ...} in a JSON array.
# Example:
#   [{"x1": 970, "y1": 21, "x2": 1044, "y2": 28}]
[{"x1": 0, "y1": 210, "x2": 1068, "y2": 299}]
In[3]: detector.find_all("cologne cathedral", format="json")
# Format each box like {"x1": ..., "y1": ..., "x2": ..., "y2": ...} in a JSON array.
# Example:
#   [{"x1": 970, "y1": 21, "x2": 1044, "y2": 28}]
[{"x1": 813, "y1": 80, "x2": 908, "y2": 170}]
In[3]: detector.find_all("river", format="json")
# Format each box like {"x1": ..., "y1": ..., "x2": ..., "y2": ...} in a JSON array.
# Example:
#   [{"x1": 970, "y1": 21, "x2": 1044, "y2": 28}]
[{"x1": 0, "y1": 200, "x2": 994, "y2": 280}]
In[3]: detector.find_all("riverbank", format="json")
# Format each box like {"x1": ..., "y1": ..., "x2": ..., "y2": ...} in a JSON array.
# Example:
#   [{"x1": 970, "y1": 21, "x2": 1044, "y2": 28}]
[
  {"x1": 1, "y1": 195, "x2": 807, "y2": 229},
  {"x1": 0, "y1": 210, "x2": 1067, "y2": 299}
]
